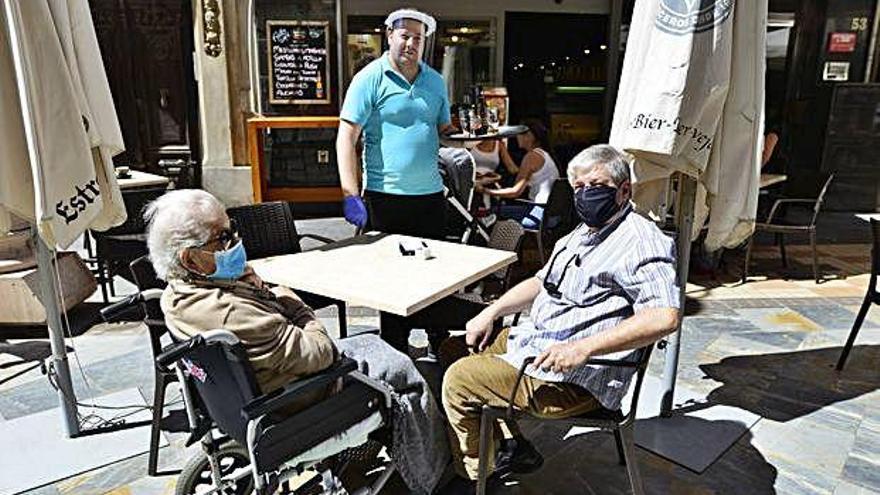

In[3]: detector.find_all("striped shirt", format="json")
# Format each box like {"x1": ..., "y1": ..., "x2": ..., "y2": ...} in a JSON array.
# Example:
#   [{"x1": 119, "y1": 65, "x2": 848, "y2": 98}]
[{"x1": 500, "y1": 204, "x2": 679, "y2": 410}]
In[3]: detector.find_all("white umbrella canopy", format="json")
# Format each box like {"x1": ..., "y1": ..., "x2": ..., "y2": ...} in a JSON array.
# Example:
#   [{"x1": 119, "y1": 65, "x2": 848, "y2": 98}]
[
  {"x1": 0, "y1": 0, "x2": 125, "y2": 249},
  {"x1": 610, "y1": 0, "x2": 767, "y2": 251},
  {"x1": 0, "y1": 0, "x2": 127, "y2": 437},
  {"x1": 609, "y1": 0, "x2": 767, "y2": 414}
]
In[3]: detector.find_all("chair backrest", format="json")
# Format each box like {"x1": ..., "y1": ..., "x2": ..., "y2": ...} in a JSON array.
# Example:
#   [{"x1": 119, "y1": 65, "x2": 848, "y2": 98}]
[
  {"x1": 227, "y1": 202, "x2": 301, "y2": 259},
  {"x1": 129, "y1": 256, "x2": 170, "y2": 360},
  {"x1": 130, "y1": 255, "x2": 166, "y2": 291},
  {"x1": 100, "y1": 187, "x2": 168, "y2": 236},
  {"x1": 871, "y1": 219, "x2": 880, "y2": 278},
  {"x1": 621, "y1": 343, "x2": 655, "y2": 424},
  {"x1": 174, "y1": 337, "x2": 261, "y2": 446},
  {"x1": 488, "y1": 220, "x2": 525, "y2": 284},
  {"x1": 810, "y1": 173, "x2": 835, "y2": 226},
  {"x1": 541, "y1": 179, "x2": 575, "y2": 234}
]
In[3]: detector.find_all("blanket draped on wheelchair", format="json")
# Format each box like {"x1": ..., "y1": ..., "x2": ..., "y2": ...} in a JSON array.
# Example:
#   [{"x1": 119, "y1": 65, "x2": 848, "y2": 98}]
[{"x1": 337, "y1": 334, "x2": 450, "y2": 494}]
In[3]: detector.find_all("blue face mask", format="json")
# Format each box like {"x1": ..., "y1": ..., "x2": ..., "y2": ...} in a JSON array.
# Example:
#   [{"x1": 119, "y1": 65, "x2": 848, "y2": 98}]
[{"x1": 207, "y1": 240, "x2": 247, "y2": 280}]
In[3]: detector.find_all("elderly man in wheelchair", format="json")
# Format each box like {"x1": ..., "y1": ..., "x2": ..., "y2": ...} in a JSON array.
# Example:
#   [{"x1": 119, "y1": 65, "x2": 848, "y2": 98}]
[{"x1": 133, "y1": 189, "x2": 450, "y2": 494}]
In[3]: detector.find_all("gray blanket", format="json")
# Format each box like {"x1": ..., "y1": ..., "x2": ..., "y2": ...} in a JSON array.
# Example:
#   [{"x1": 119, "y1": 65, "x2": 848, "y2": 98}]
[{"x1": 336, "y1": 334, "x2": 450, "y2": 494}]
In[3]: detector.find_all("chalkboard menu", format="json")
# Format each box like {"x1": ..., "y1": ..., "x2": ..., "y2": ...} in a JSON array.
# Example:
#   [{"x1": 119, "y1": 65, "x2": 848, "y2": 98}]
[{"x1": 266, "y1": 20, "x2": 331, "y2": 105}]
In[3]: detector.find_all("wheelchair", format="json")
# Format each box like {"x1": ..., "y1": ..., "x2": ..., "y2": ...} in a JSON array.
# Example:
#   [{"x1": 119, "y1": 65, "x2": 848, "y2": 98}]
[{"x1": 101, "y1": 290, "x2": 396, "y2": 495}]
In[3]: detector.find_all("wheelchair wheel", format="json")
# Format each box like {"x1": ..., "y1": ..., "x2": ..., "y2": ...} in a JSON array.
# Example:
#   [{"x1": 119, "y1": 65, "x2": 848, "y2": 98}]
[{"x1": 176, "y1": 443, "x2": 254, "y2": 495}]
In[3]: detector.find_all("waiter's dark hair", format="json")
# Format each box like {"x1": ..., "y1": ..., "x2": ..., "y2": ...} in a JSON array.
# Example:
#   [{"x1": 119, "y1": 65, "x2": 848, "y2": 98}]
[{"x1": 522, "y1": 118, "x2": 550, "y2": 150}]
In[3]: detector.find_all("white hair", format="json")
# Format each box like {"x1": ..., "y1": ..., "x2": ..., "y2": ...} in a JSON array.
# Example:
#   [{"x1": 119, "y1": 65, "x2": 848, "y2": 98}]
[
  {"x1": 567, "y1": 144, "x2": 631, "y2": 186},
  {"x1": 144, "y1": 189, "x2": 227, "y2": 280}
]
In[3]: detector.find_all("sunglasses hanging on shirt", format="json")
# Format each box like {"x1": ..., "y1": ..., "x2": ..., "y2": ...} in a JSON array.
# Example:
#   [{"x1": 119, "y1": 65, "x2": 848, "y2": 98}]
[{"x1": 543, "y1": 245, "x2": 581, "y2": 299}]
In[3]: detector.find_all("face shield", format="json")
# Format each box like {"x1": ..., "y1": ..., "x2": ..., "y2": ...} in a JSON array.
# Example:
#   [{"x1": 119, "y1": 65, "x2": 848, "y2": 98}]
[{"x1": 384, "y1": 9, "x2": 436, "y2": 65}]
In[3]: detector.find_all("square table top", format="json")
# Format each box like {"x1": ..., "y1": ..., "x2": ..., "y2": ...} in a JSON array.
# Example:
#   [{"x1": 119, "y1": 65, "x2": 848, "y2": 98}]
[
  {"x1": 759, "y1": 173, "x2": 787, "y2": 189},
  {"x1": 117, "y1": 170, "x2": 170, "y2": 190},
  {"x1": 251, "y1": 233, "x2": 517, "y2": 316}
]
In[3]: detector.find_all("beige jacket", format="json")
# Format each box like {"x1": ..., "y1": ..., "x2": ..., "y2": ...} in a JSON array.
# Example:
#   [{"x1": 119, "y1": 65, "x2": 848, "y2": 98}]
[{"x1": 161, "y1": 276, "x2": 337, "y2": 394}]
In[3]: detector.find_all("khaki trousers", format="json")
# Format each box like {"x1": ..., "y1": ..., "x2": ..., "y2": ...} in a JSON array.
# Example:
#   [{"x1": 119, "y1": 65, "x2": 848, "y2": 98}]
[{"x1": 440, "y1": 328, "x2": 600, "y2": 479}]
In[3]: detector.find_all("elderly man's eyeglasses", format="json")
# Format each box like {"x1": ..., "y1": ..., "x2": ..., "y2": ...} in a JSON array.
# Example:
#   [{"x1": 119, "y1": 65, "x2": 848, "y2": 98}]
[{"x1": 199, "y1": 220, "x2": 239, "y2": 250}]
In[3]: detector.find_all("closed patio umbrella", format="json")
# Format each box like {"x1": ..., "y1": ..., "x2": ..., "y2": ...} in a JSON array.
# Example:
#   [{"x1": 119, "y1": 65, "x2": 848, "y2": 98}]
[
  {"x1": 0, "y1": 0, "x2": 126, "y2": 436},
  {"x1": 609, "y1": 0, "x2": 767, "y2": 413}
]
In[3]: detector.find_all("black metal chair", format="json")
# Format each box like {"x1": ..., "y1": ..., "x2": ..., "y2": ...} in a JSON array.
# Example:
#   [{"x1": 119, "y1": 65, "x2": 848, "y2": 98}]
[
  {"x1": 453, "y1": 220, "x2": 525, "y2": 306},
  {"x1": 91, "y1": 187, "x2": 167, "y2": 301},
  {"x1": 475, "y1": 344, "x2": 656, "y2": 495},
  {"x1": 226, "y1": 202, "x2": 348, "y2": 337},
  {"x1": 743, "y1": 174, "x2": 835, "y2": 284},
  {"x1": 129, "y1": 255, "x2": 184, "y2": 476},
  {"x1": 836, "y1": 218, "x2": 880, "y2": 370},
  {"x1": 510, "y1": 179, "x2": 576, "y2": 264}
]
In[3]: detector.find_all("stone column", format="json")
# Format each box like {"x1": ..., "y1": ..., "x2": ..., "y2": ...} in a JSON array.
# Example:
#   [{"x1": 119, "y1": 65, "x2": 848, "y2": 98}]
[{"x1": 192, "y1": 0, "x2": 253, "y2": 206}]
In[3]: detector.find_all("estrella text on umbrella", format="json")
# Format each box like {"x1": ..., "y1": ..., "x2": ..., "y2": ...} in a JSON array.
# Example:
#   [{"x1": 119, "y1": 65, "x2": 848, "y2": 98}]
[
  {"x1": 655, "y1": 0, "x2": 734, "y2": 35},
  {"x1": 55, "y1": 179, "x2": 101, "y2": 225}
]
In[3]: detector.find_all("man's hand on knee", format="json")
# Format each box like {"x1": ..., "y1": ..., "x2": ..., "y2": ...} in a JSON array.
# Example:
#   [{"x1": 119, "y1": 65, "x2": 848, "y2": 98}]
[
  {"x1": 531, "y1": 341, "x2": 592, "y2": 374},
  {"x1": 465, "y1": 310, "x2": 496, "y2": 351}
]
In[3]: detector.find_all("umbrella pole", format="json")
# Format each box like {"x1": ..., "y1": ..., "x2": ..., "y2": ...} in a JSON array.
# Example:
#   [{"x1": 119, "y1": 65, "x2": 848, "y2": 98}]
[
  {"x1": 660, "y1": 173, "x2": 696, "y2": 417},
  {"x1": 3, "y1": 0, "x2": 80, "y2": 437},
  {"x1": 34, "y1": 231, "x2": 81, "y2": 437}
]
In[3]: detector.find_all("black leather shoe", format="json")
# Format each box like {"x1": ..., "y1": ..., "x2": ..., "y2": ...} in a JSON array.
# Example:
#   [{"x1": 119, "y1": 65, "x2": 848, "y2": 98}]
[
  {"x1": 494, "y1": 436, "x2": 544, "y2": 477},
  {"x1": 438, "y1": 475, "x2": 476, "y2": 495}
]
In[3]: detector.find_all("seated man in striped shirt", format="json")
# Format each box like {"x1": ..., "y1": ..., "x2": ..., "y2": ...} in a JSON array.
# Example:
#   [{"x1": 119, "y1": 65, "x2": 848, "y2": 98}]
[{"x1": 441, "y1": 144, "x2": 681, "y2": 491}]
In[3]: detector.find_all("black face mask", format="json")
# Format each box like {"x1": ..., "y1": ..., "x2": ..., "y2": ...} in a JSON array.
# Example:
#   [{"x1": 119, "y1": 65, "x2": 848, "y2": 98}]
[{"x1": 574, "y1": 185, "x2": 621, "y2": 228}]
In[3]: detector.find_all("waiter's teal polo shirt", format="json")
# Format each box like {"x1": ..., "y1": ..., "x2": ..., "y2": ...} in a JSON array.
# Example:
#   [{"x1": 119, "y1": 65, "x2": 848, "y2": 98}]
[{"x1": 340, "y1": 53, "x2": 450, "y2": 195}]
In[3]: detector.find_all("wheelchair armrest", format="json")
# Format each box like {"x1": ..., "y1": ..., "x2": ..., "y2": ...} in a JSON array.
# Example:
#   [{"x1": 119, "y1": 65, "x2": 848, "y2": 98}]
[
  {"x1": 100, "y1": 294, "x2": 143, "y2": 323},
  {"x1": 156, "y1": 336, "x2": 204, "y2": 371},
  {"x1": 242, "y1": 357, "x2": 359, "y2": 421}
]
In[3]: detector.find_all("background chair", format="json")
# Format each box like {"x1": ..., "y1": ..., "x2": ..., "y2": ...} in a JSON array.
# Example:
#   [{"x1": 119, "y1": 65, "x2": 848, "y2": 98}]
[
  {"x1": 91, "y1": 187, "x2": 167, "y2": 301},
  {"x1": 475, "y1": 344, "x2": 656, "y2": 495},
  {"x1": 455, "y1": 220, "x2": 525, "y2": 305},
  {"x1": 129, "y1": 256, "x2": 183, "y2": 476},
  {"x1": 743, "y1": 173, "x2": 835, "y2": 284},
  {"x1": 836, "y1": 218, "x2": 880, "y2": 370},
  {"x1": 508, "y1": 179, "x2": 575, "y2": 264},
  {"x1": 226, "y1": 201, "x2": 348, "y2": 337}
]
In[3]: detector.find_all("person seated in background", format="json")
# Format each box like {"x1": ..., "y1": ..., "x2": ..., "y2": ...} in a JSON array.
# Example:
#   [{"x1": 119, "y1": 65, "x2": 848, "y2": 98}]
[
  {"x1": 476, "y1": 119, "x2": 559, "y2": 228},
  {"x1": 762, "y1": 127, "x2": 780, "y2": 169},
  {"x1": 440, "y1": 145, "x2": 680, "y2": 493},
  {"x1": 144, "y1": 189, "x2": 449, "y2": 495},
  {"x1": 471, "y1": 138, "x2": 519, "y2": 209}
]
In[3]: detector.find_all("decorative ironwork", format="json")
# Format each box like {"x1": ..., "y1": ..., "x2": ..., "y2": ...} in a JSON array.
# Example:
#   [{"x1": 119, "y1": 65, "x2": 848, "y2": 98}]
[{"x1": 202, "y1": 0, "x2": 222, "y2": 57}]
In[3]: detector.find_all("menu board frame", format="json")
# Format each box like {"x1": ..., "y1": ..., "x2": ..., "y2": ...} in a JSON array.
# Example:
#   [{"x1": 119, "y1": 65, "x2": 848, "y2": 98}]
[{"x1": 266, "y1": 20, "x2": 332, "y2": 105}]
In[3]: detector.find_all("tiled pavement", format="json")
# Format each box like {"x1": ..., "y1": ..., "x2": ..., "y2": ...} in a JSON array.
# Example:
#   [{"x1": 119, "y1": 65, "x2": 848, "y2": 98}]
[{"x1": 1, "y1": 234, "x2": 878, "y2": 495}]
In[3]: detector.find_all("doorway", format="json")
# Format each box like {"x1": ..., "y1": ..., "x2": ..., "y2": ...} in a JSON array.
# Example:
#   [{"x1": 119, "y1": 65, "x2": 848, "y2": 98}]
[{"x1": 89, "y1": 0, "x2": 201, "y2": 187}]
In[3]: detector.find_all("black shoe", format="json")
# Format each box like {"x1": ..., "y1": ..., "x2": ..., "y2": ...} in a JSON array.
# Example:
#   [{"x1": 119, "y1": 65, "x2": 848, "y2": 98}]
[
  {"x1": 438, "y1": 475, "x2": 476, "y2": 495},
  {"x1": 494, "y1": 436, "x2": 544, "y2": 478}
]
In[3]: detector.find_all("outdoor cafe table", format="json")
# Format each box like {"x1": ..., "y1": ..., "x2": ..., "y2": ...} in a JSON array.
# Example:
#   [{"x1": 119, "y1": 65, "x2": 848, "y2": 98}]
[
  {"x1": 759, "y1": 173, "x2": 787, "y2": 189},
  {"x1": 117, "y1": 170, "x2": 170, "y2": 190},
  {"x1": 250, "y1": 232, "x2": 517, "y2": 317}
]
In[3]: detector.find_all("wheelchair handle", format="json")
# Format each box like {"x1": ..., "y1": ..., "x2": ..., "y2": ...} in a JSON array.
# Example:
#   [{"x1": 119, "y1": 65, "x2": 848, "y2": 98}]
[
  {"x1": 156, "y1": 336, "x2": 203, "y2": 371},
  {"x1": 99, "y1": 293, "x2": 143, "y2": 323}
]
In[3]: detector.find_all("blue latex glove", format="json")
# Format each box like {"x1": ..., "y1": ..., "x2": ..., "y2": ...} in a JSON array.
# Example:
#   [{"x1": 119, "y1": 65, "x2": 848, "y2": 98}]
[{"x1": 343, "y1": 195, "x2": 367, "y2": 227}]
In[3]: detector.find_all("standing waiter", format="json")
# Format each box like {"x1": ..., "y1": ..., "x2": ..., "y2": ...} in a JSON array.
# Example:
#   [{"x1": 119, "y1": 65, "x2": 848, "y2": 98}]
[{"x1": 336, "y1": 8, "x2": 453, "y2": 240}]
